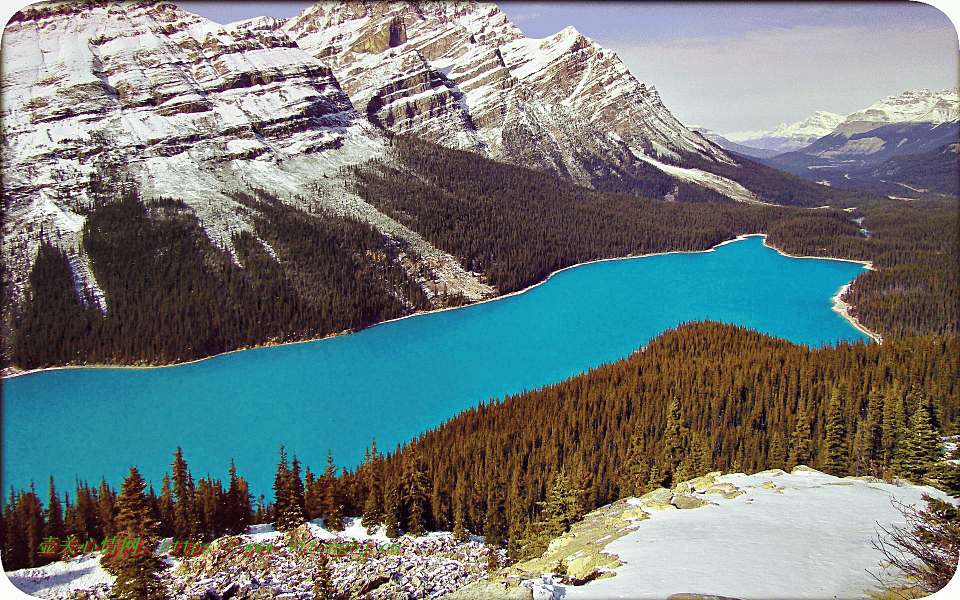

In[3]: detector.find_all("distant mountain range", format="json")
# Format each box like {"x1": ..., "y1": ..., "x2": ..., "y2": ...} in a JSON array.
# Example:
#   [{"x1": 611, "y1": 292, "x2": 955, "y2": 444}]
[
  {"x1": 720, "y1": 88, "x2": 958, "y2": 156},
  {"x1": 723, "y1": 111, "x2": 846, "y2": 154},
  {"x1": 702, "y1": 88, "x2": 959, "y2": 194},
  {"x1": 691, "y1": 128, "x2": 782, "y2": 160}
]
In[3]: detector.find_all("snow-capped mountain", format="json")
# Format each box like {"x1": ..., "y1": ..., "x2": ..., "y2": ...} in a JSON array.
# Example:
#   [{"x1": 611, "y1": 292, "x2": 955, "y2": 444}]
[
  {"x1": 281, "y1": 1, "x2": 732, "y2": 182},
  {"x1": 726, "y1": 111, "x2": 845, "y2": 154},
  {"x1": 1, "y1": 0, "x2": 748, "y2": 309},
  {"x1": 752, "y1": 88, "x2": 959, "y2": 180},
  {"x1": 835, "y1": 87, "x2": 960, "y2": 136},
  {"x1": 725, "y1": 88, "x2": 959, "y2": 157}
]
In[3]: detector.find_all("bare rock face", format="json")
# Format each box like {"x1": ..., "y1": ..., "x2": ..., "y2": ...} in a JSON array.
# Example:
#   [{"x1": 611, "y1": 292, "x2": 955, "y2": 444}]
[
  {"x1": 1, "y1": 0, "x2": 358, "y2": 303},
  {"x1": 2, "y1": 0, "x2": 494, "y2": 310},
  {"x1": 283, "y1": 1, "x2": 734, "y2": 188}
]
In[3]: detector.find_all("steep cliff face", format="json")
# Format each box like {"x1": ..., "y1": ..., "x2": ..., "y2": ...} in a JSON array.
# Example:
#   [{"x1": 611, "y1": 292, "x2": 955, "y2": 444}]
[
  {"x1": 2, "y1": 0, "x2": 357, "y2": 302},
  {"x1": 283, "y1": 1, "x2": 733, "y2": 187},
  {"x1": 1, "y1": 0, "x2": 493, "y2": 308}
]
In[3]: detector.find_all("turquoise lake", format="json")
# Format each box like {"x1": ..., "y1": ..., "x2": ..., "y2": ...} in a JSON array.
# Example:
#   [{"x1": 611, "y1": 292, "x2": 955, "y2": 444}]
[{"x1": 2, "y1": 235, "x2": 871, "y2": 498}]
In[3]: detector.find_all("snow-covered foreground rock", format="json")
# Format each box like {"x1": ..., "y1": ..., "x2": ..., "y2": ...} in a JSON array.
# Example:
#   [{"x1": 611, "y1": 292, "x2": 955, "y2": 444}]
[
  {"x1": 567, "y1": 467, "x2": 953, "y2": 599},
  {"x1": 458, "y1": 467, "x2": 958, "y2": 600}
]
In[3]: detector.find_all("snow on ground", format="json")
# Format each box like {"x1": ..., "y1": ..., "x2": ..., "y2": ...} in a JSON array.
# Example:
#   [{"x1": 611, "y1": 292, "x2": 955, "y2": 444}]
[
  {"x1": 3, "y1": 554, "x2": 113, "y2": 598},
  {"x1": 559, "y1": 468, "x2": 955, "y2": 600},
  {"x1": 633, "y1": 154, "x2": 768, "y2": 205}
]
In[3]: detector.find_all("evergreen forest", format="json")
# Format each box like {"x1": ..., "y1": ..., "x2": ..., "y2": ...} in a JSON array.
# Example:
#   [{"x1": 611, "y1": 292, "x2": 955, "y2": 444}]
[
  {"x1": 7, "y1": 136, "x2": 957, "y2": 369},
  {"x1": 2, "y1": 135, "x2": 957, "y2": 586},
  {"x1": 3, "y1": 322, "x2": 958, "y2": 573}
]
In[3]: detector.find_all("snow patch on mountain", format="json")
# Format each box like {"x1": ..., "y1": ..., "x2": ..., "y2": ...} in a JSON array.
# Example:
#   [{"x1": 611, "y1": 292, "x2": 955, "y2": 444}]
[{"x1": 635, "y1": 155, "x2": 765, "y2": 204}]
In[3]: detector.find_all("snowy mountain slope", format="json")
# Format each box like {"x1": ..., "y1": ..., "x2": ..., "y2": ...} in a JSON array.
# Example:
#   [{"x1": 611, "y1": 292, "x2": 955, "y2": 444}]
[
  {"x1": 282, "y1": 0, "x2": 734, "y2": 188},
  {"x1": 2, "y1": 0, "x2": 761, "y2": 319},
  {"x1": 1, "y1": 0, "x2": 492, "y2": 308}
]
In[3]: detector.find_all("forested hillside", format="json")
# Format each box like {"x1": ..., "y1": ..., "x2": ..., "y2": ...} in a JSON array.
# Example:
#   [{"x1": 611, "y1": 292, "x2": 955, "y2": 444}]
[
  {"x1": 4, "y1": 322, "x2": 957, "y2": 572},
  {"x1": 10, "y1": 191, "x2": 431, "y2": 369},
  {"x1": 7, "y1": 134, "x2": 957, "y2": 370}
]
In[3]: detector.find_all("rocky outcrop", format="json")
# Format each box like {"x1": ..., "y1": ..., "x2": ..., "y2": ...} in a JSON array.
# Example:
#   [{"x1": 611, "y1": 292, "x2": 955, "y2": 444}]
[{"x1": 164, "y1": 525, "x2": 506, "y2": 600}]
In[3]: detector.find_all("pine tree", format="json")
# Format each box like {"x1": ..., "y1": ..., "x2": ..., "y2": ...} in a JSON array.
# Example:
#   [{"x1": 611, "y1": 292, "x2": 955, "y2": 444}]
[
  {"x1": 273, "y1": 446, "x2": 305, "y2": 532},
  {"x1": 864, "y1": 390, "x2": 885, "y2": 468},
  {"x1": 74, "y1": 481, "x2": 102, "y2": 544},
  {"x1": 526, "y1": 470, "x2": 581, "y2": 557},
  {"x1": 320, "y1": 451, "x2": 344, "y2": 532},
  {"x1": 383, "y1": 477, "x2": 402, "y2": 539},
  {"x1": 788, "y1": 402, "x2": 812, "y2": 469},
  {"x1": 659, "y1": 398, "x2": 687, "y2": 487},
  {"x1": 768, "y1": 431, "x2": 786, "y2": 470},
  {"x1": 45, "y1": 477, "x2": 64, "y2": 548},
  {"x1": 452, "y1": 477, "x2": 469, "y2": 543},
  {"x1": 104, "y1": 467, "x2": 168, "y2": 600},
  {"x1": 97, "y1": 478, "x2": 117, "y2": 538},
  {"x1": 882, "y1": 388, "x2": 908, "y2": 471},
  {"x1": 22, "y1": 485, "x2": 46, "y2": 568},
  {"x1": 902, "y1": 397, "x2": 943, "y2": 481},
  {"x1": 506, "y1": 471, "x2": 528, "y2": 560},
  {"x1": 291, "y1": 456, "x2": 307, "y2": 523},
  {"x1": 360, "y1": 446, "x2": 384, "y2": 534},
  {"x1": 4, "y1": 489, "x2": 28, "y2": 570},
  {"x1": 225, "y1": 460, "x2": 253, "y2": 535},
  {"x1": 400, "y1": 451, "x2": 429, "y2": 536},
  {"x1": 821, "y1": 390, "x2": 849, "y2": 476},
  {"x1": 171, "y1": 447, "x2": 199, "y2": 553},
  {"x1": 158, "y1": 474, "x2": 175, "y2": 538},
  {"x1": 195, "y1": 477, "x2": 223, "y2": 538},
  {"x1": 620, "y1": 431, "x2": 650, "y2": 497},
  {"x1": 483, "y1": 482, "x2": 506, "y2": 548}
]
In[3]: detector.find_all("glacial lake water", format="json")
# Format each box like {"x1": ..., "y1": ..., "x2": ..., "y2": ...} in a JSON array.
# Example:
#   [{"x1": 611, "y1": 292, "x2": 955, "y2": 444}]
[{"x1": 3, "y1": 235, "x2": 870, "y2": 498}]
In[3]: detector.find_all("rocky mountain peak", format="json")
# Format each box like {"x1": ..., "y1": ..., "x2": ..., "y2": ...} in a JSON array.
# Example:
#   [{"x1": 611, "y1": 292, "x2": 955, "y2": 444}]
[
  {"x1": 283, "y1": 0, "x2": 731, "y2": 176},
  {"x1": 2, "y1": 0, "x2": 743, "y2": 310}
]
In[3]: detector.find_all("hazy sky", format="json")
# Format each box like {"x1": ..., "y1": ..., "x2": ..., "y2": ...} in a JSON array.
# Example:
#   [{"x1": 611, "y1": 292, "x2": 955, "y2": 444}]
[
  {"x1": 497, "y1": 2, "x2": 960, "y2": 133},
  {"x1": 4, "y1": 1, "x2": 958, "y2": 135}
]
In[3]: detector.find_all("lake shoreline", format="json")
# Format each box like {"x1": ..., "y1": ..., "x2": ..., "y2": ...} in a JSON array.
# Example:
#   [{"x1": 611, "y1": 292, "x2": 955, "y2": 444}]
[{"x1": 0, "y1": 233, "x2": 879, "y2": 379}]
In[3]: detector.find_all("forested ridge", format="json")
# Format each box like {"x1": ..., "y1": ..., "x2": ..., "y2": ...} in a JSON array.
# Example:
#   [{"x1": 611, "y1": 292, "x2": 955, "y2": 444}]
[
  {"x1": 4, "y1": 322, "x2": 958, "y2": 572},
  {"x1": 5, "y1": 134, "x2": 957, "y2": 370},
  {"x1": 8, "y1": 190, "x2": 431, "y2": 370}
]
